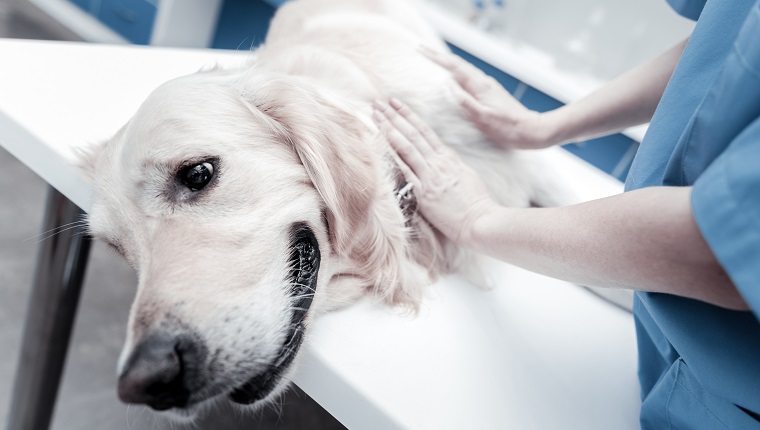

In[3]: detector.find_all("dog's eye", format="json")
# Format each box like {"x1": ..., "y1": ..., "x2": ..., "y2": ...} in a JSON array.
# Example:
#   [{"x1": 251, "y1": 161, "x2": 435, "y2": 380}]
[{"x1": 179, "y1": 161, "x2": 214, "y2": 191}]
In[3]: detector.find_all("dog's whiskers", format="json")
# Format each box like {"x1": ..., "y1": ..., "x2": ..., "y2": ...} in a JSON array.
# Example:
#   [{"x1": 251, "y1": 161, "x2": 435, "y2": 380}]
[
  {"x1": 289, "y1": 282, "x2": 316, "y2": 293},
  {"x1": 25, "y1": 219, "x2": 88, "y2": 242},
  {"x1": 34, "y1": 223, "x2": 90, "y2": 244},
  {"x1": 288, "y1": 301, "x2": 314, "y2": 309},
  {"x1": 126, "y1": 403, "x2": 132, "y2": 430},
  {"x1": 279, "y1": 340, "x2": 301, "y2": 362},
  {"x1": 272, "y1": 393, "x2": 285, "y2": 424},
  {"x1": 151, "y1": 412, "x2": 163, "y2": 430}
]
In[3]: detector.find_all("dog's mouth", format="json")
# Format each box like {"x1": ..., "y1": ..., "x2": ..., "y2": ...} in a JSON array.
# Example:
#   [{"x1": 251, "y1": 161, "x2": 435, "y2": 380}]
[
  {"x1": 228, "y1": 323, "x2": 306, "y2": 404},
  {"x1": 228, "y1": 223, "x2": 320, "y2": 405}
]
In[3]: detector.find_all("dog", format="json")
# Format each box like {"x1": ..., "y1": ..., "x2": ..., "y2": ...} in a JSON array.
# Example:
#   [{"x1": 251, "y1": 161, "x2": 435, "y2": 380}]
[{"x1": 80, "y1": 0, "x2": 568, "y2": 419}]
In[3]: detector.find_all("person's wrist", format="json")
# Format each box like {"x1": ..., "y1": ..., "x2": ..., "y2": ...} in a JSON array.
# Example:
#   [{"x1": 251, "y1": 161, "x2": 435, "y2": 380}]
[
  {"x1": 515, "y1": 110, "x2": 563, "y2": 149},
  {"x1": 457, "y1": 199, "x2": 505, "y2": 250},
  {"x1": 532, "y1": 109, "x2": 568, "y2": 148}
]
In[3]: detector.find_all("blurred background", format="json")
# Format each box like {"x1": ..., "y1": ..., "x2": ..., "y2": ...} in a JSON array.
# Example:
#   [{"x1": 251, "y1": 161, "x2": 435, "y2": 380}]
[{"x1": 0, "y1": 0, "x2": 693, "y2": 428}]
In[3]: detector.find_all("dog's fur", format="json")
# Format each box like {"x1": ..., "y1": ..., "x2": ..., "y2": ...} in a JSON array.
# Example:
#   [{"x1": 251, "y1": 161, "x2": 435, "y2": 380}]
[{"x1": 82, "y1": 0, "x2": 568, "y2": 419}]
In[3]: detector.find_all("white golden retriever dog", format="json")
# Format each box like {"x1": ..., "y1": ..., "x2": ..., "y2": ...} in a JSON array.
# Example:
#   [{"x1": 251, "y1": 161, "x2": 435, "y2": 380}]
[{"x1": 81, "y1": 0, "x2": 567, "y2": 419}]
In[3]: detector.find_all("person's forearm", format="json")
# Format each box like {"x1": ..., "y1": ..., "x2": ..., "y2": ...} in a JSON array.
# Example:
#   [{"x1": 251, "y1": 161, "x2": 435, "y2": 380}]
[
  {"x1": 468, "y1": 186, "x2": 747, "y2": 310},
  {"x1": 542, "y1": 39, "x2": 688, "y2": 145}
]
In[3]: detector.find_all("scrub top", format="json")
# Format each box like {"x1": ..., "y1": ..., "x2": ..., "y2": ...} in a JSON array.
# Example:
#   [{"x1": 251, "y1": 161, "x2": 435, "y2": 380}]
[{"x1": 625, "y1": 0, "x2": 760, "y2": 427}]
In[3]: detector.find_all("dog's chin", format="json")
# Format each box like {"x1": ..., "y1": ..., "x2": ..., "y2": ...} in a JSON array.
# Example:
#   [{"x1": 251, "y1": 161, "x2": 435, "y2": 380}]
[
  {"x1": 159, "y1": 382, "x2": 288, "y2": 422},
  {"x1": 157, "y1": 402, "x2": 204, "y2": 423},
  {"x1": 155, "y1": 371, "x2": 293, "y2": 423},
  {"x1": 228, "y1": 322, "x2": 306, "y2": 405}
]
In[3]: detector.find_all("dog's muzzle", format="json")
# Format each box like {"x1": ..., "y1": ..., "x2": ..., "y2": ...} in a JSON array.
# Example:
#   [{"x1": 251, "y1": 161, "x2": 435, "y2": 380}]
[{"x1": 118, "y1": 223, "x2": 322, "y2": 410}]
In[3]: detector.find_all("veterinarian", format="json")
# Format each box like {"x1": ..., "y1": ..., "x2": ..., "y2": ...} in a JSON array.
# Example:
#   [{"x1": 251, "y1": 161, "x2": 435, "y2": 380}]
[{"x1": 374, "y1": 0, "x2": 760, "y2": 427}]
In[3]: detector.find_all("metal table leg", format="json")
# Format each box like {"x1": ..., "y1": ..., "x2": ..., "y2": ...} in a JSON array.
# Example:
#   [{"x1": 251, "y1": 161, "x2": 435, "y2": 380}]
[{"x1": 6, "y1": 186, "x2": 92, "y2": 430}]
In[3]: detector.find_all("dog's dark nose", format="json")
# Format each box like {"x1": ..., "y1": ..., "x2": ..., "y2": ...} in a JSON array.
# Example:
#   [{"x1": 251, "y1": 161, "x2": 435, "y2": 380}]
[{"x1": 118, "y1": 336, "x2": 189, "y2": 410}]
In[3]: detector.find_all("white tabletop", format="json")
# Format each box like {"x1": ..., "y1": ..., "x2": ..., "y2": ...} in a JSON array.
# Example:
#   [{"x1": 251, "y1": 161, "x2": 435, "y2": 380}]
[{"x1": 0, "y1": 39, "x2": 639, "y2": 429}]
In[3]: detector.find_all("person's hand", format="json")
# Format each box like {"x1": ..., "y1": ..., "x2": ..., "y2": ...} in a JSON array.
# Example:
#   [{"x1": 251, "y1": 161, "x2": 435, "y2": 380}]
[
  {"x1": 372, "y1": 98, "x2": 500, "y2": 246},
  {"x1": 421, "y1": 46, "x2": 559, "y2": 150}
]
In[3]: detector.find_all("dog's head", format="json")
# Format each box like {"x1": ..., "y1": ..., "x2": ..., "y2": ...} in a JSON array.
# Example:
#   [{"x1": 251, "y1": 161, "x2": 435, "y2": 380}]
[{"x1": 81, "y1": 67, "x2": 432, "y2": 418}]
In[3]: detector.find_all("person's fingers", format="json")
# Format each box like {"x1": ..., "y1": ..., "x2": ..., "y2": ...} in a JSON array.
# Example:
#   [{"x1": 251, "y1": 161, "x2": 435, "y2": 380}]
[
  {"x1": 392, "y1": 151, "x2": 421, "y2": 192},
  {"x1": 448, "y1": 82, "x2": 484, "y2": 121},
  {"x1": 419, "y1": 46, "x2": 492, "y2": 97},
  {"x1": 374, "y1": 100, "x2": 434, "y2": 157},
  {"x1": 387, "y1": 98, "x2": 448, "y2": 153},
  {"x1": 456, "y1": 71, "x2": 493, "y2": 98},
  {"x1": 419, "y1": 45, "x2": 471, "y2": 73},
  {"x1": 386, "y1": 126, "x2": 430, "y2": 179},
  {"x1": 372, "y1": 107, "x2": 429, "y2": 179},
  {"x1": 461, "y1": 94, "x2": 482, "y2": 118}
]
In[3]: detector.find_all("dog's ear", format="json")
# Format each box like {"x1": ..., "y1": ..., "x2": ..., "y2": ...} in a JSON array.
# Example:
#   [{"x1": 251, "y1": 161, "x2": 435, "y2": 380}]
[
  {"x1": 74, "y1": 140, "x2": 108, "y2": 181},
  {"x1": 243, "y1": 79, "x2": 377, "y2": 255},
  {"x1": 244, "y1": 78, "x2": 429, "y2": 309}
]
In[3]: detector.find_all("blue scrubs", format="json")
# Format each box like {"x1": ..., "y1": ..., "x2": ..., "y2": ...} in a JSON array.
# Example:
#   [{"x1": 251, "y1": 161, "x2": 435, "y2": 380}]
[{"x1": 626, "y1": 0, "x2": 760, "y2": 427}]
